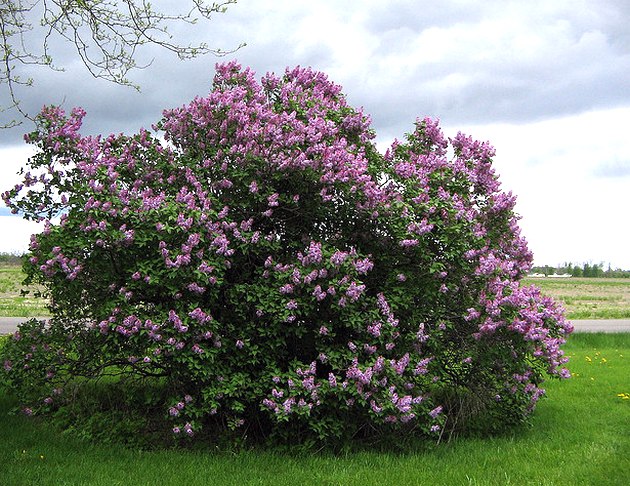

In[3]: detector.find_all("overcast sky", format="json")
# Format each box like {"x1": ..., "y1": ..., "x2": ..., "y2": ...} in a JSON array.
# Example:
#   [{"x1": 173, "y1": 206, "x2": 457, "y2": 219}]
[{"x1": 1, "y1": 0, "x2": 629, "y2": 269}]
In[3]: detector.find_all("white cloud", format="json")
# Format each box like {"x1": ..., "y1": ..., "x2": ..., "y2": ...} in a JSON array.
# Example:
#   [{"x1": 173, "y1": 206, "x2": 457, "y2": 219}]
[
  {"x1": 0, "y1": 217, "x2": 41, "y2": 254},
  {"x1": 453, "y1": 106, "x2": 630, "y2": 269},
  {"x1": 0, "y1": 145, "x2": 37, "y2": 188}
]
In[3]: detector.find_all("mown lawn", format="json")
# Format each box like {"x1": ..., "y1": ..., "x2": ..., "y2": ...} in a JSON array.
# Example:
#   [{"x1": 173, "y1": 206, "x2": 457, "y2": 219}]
[{"x1": 1, "y1": 333, "x2": 628, "y2": 486}]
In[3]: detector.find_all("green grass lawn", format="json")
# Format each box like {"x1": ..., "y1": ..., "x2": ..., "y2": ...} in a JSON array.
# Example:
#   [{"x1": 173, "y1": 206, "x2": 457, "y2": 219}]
[{"x1": 1, "y1": 333, "x2": 629, "y2": 485}]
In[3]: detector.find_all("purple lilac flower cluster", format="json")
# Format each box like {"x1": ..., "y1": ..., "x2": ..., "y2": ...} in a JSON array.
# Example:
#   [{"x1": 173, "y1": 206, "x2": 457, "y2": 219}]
[{"x1": 1, "y1": 61, "x2": 572, "y2": 444}]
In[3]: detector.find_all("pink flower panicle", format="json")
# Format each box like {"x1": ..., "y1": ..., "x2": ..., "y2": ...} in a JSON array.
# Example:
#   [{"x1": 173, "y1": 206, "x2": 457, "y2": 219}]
[{"x1": 3, "y1": 61, "x2": 573, "y2": 442}]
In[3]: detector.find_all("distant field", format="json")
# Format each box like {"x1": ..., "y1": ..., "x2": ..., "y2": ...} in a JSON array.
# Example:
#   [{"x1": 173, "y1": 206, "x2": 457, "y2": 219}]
[
  {"x1": 1, "y1": 264, "x2": 628, "y2": 320},
  {"x1": 0, "y1": 264, "x2": 49, "y2": 318},
  {"x1": 523, "y1": 277, "x2": 630, "y2": 320}
]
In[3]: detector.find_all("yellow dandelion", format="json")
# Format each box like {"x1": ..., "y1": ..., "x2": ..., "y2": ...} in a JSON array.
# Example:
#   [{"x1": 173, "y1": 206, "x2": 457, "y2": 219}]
[
  {"x1": 585, "y1": 356, "x2": 592, "y2": 361},
  {"x1": 591, "y1": 377, "x2": 595, "y2": 381}
]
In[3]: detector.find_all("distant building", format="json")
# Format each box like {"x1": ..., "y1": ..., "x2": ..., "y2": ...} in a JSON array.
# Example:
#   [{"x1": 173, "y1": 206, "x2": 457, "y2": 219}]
[{"x1": 547, "y1": 273, "x2": 572, "y2": 278}]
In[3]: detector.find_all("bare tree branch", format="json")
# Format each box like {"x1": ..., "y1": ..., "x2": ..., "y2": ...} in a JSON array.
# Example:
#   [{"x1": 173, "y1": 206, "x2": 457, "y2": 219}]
[{"x1": 1, "y1": 0, "x2": 242, "y2": 127}]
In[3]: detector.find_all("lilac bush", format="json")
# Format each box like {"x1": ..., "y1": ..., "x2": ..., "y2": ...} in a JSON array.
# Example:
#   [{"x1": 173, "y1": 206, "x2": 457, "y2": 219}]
[{"x1": 1, "y1": 61, "x2": 572, "y2": 446}]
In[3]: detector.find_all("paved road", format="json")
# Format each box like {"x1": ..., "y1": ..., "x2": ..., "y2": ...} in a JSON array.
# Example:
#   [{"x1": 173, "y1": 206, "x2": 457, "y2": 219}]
[
  {"x1": 570, "y1": 319, "x2": 630, "y2": 333},
  {"x1": 1, "y1": 317, "x2": 630, "y2": 335},
  {"x1": 0, "y1": 317, "x2": 49, "y2": 335}
]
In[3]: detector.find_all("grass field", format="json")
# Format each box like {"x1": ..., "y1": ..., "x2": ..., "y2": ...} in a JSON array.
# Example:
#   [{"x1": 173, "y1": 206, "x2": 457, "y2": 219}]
[
  {"x1": 1, "y1": 332, "x2": 629, "y2": 485},
  {"x1": 0, "y1": 264, "x2": 49, "y2": 318},
  {"x1": 0, "y1": 265, "x2": 49, "y2": 317},
  {"x1": 523, "y1": 277, "x2": 630, "y2": 319}
]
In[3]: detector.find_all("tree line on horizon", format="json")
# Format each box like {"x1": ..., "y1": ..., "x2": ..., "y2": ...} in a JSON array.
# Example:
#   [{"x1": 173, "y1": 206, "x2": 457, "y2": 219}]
[
  {"x1": 0, "y1": 253, "x2": 23, "y2": 266},
  {"x1": 530, "y1": 261, "x2": 630, "y2": 278}
]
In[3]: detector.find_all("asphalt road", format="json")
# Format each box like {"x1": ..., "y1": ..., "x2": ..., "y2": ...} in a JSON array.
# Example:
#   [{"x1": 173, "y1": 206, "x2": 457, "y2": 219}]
[
  {"x1": 570, "y1": 319, "x2": 630, "y2": 333},
  {"x1": 1, "y1": 317, "x2": 629, "y2": 335},
  {"x1": 0, "y1": 317, "x2": 49, "y2": 335}
]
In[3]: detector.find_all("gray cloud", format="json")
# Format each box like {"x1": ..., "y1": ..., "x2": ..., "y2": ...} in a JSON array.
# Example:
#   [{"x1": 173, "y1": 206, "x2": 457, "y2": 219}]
[
  {"x1": 364, "y1": 0, "x2": 485, "y2": 33},
  {"x1": 349, "y1": 3, "x2": 630, "y2": 134},
  {"x1": 2, "y1": 0, "x2": 630, "y2": 149}
]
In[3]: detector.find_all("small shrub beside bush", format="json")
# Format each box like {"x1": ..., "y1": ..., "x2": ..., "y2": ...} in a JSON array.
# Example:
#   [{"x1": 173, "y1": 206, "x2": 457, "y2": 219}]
[{"x1": 0, "y1": 62, "x2": 572, "y2": 449}]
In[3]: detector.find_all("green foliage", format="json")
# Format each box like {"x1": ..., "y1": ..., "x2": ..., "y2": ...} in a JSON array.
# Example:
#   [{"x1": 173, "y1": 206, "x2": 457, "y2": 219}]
[
  {"x1": 50, "y1": 378, "x2": 172, "y2": 449},
  {"x1": 0, "y1": 62, "x2": 572, "y2": 449}
]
